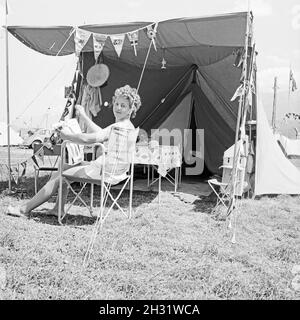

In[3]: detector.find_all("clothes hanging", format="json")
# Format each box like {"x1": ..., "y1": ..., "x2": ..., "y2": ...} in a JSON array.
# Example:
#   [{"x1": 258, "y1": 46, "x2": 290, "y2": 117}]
[{"x1": 79, "y1": 83, "x2": 102, "y2": 132}]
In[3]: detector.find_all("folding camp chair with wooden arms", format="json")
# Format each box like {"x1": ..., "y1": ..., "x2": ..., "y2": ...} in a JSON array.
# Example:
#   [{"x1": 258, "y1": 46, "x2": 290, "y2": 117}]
[{"x1": 57, "y1": 127, "x2": 139, "y2": 225}]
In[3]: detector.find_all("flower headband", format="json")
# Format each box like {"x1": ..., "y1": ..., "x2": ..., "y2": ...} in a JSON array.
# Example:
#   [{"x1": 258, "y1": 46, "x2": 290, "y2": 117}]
[{"x1": 113, "y1": 85, "x2": 142, "y2": 117}]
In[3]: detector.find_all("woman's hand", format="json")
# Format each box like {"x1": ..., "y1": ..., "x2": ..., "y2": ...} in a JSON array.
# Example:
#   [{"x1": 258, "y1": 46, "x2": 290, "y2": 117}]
[
  {"x1": 75, "y1": 104, "x2": 86, "y2": 119},
  {"x1": 58, "y1": 127, "x2": 73, "y2": 141}
]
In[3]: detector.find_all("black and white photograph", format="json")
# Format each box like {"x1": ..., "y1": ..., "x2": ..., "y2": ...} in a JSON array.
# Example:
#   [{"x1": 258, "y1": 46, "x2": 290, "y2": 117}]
[{"x1": 0, "y1": 0, "x2": 299, "y2": 308}]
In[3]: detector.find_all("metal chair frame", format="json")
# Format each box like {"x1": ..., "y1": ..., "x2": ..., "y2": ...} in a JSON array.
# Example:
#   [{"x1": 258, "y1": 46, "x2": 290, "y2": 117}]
[{"x1": 57, "y1": 128, "x2": 138, "y2": 225}]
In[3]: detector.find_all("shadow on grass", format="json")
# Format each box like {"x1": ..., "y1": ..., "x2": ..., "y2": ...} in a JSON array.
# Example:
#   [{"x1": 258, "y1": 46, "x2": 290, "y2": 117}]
[
  {"x1": 191, "y1": 192, "x2": 230, "y2": 221},
  {"x1": 1, "y1": 176, "x2": 158, "y2": 226},
  {"x1": 192, "y1": 192, "x2": 217, "y2": 213},
  {"x1": 28, "y1": 208, "x2": 96, "y2": 227},
  {"x1": 0, "y1": 176, "x2": 40, "y2": 198}
]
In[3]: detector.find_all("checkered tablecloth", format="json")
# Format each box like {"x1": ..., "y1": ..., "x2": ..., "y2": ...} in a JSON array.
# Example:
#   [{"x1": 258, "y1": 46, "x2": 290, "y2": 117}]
[{"x1": 134, "y1": 144, "x2": 182, "y2": 176}]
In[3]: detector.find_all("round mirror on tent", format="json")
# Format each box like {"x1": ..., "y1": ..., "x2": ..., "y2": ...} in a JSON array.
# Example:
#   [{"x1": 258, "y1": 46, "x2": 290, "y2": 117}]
[{"x1": 86, "y1": 63, "x2": 110, "y2": 87}]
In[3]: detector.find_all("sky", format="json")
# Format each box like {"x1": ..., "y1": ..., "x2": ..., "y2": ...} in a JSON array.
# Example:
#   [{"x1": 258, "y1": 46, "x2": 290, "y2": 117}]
[{"x1": 0, "y1": 0, "x2": 300, "y2": 130}]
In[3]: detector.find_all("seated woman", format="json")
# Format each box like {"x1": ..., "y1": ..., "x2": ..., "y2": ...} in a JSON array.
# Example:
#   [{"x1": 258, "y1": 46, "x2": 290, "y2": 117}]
[{"x1": 6, "y1": 85, "x2": 141, "y2": 218}]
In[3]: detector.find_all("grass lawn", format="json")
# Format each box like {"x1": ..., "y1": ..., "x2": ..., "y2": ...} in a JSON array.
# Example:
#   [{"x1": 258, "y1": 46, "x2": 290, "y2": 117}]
[{"x1": 0, "y1": 174, "x2": 299, "y2": 300}]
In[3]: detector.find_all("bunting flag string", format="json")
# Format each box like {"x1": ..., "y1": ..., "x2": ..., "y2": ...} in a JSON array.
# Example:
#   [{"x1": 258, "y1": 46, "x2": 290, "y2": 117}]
[
  {"x1": 73, "y1": 22, "x2": 158, "y2": 58},
  {"x1": 285, "y1": 112, "x2": 300, "y2": 120},
  {"x1": 110, "y1": 34, "x2": 125, "y2": 57}
]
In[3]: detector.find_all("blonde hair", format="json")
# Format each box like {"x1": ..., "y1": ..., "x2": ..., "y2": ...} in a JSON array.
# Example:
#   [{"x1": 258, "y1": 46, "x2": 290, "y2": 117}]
[{"x1": 112, "y1": 85, "x2": 142, "y2": 118}]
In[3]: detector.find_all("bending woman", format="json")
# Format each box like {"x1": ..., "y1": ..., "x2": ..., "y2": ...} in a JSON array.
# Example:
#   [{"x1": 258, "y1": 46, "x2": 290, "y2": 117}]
[{"x1": 6, "y1": 85, "x2": 141, "y2": 218}]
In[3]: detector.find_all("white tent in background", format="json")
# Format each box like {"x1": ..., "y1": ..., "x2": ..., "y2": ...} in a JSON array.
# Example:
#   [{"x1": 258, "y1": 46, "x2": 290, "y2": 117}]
[
  {"x1": 274, "y1": 133, "x2": 300, "y2": 157},
  {"x1": 255, "y1": 100, "x2": 300, "y2": 195},
  {"x1": 0, "y1": 122, "x2": 23, "y2": 146}
]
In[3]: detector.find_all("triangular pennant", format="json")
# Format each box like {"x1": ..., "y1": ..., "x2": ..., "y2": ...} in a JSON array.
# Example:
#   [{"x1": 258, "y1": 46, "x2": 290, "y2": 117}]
[
  {"x1": 290, "y1": 70, "x2": 298, "y2": 92},
  {"x1": 110, "y1": 34, "x2": 125, "y2": 58},
  {"x1": 74, "y1": 28, "x2": 91, "y2": 57},
  {"x1": 35, "y1": 147, "x2": 44, "y2": 164},
  {"x1": 127, "y1": 30, "x2": 139, "y2": 56},
  {"x1": 10, "y1": 166, "x2": 19, "y2": 185},
  {"x1": 246, "y1": 89, "x2": 253, "y2": 107},
  {"x1": 31, "y1": 155, "x2": 39, "y2": 168},
  {"x1": 20, "y1": 161, "x2": 27, "y2": 177},
  {"x1": 146, "y1": 23, "x2": 158, "y2": 51},
  {"x1": 233, "y1": 48, "x2": 244, "y2": 68},
  {"x1": 240, "y1": 69, "x2": 245, "y2": 82},
  {"x1": 93, "y1": 33, "x2": 107, "y2": 62},
  {"x1": 231, "y1": 84, "x2": 244, "y2": 102}
]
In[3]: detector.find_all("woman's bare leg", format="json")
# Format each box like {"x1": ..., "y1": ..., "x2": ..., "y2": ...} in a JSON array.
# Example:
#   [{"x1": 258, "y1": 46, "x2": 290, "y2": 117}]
[
  {"x1": 6, "y1": 164, "x2": 74, "y2": 217},
  {"x1": 49, "y1": 161, "x2": 92, "y2": 215},
  {"x1": 6, "y1": 163, "x2": 93, "y2": 217},
  {"x1": 46, "y1": 164, "x2": 95, "y2": 216},
  {"x1": 46, "y1": 183, "x2": 69, "y2": 216},
  {"x1": 19, "y1": 175, "x2": 61, "y2": 214}
]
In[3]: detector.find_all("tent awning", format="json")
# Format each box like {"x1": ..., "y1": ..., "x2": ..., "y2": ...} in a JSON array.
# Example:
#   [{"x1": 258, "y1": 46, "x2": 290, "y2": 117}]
[{"x1": 7, "y1": 12, "x2": 250, "y2": 67}]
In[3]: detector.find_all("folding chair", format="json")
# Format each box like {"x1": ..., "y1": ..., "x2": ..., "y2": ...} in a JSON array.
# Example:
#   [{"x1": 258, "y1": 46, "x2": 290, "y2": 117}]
[
  {"x1": 208, "y1": 178, "x2": 232, "y2": 209},
  {"x1": 208, "y1": 138, "x2": 248, "y2": 212},
  {"x1": 57, "y1": 126, "x2": 139, "y2": 225}
]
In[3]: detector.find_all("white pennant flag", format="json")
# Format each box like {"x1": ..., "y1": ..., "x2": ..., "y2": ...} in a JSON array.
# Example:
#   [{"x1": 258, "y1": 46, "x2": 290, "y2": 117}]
[
  {"x1": 247, "y1": 89, "x2": 253, "y2": 107},
  {"x1": 110, "y1": 34, "x2": 125, "y2": 57},
  {"x1": 127, "y1": 30, "x2": 139, "y2": 56},
  {"x1": 93, "y1": 33, "x2": 107, "y2": 61},
  {"x1": 74, "y1": 28, "x2": 91, "y2": 57},
  {"x1": 146, "y1": 23, "x2": 158, "y2": 51},
  {"x1": 231, "y1": 84, "x2": 244, "y2": 102},
  {"x1": 10, "y1": 166, "x2": 19, "y2": 185}
]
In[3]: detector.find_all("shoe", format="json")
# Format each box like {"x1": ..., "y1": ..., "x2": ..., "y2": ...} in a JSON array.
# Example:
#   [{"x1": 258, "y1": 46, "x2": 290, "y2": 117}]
[{"x1": 5, "y1": 205, "x2": 27, "y2": 218}]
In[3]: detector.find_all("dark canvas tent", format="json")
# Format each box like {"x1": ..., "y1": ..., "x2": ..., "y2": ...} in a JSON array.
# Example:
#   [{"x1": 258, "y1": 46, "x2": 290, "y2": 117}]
[
  {"x1": 8, "y1": 12, "x2": 251, "y2": 175},
  {"x1": 8, "y1": 12, "x2": 300, "y2": 194}
]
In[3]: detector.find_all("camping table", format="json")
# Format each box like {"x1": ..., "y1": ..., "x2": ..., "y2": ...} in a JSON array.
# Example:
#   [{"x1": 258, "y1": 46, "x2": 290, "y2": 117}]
[{"x1": 134, "y1": 144, "x2": 182, "y2": 202}]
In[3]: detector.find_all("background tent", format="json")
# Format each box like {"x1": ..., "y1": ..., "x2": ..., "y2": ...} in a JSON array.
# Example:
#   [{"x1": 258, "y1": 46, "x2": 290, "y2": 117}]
[
  {"x1": 255, "y1": 97, "x2": 300, "y2": 195},
  {"x1": 8, "y1": 12, "x2": 255, "y2": 175},
  {"x1": 0, "y1": 122, "x2": 23, "y2": 146}
]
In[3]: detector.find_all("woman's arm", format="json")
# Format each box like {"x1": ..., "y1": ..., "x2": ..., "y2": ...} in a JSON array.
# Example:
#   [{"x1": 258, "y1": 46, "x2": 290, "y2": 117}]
[
  {"x1": 59, "y1": 127, "x2": 108, "y2": 145},
  {"x1": 80, "y1": 112, "x2": 103, "y2": 133},
  {"x1": 75, "y1": 104, "x2": 102, "y2": 133}
]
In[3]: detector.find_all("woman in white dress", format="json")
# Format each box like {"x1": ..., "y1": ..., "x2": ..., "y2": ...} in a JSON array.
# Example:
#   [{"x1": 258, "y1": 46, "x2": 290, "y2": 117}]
[{"x1": 6, "y1": 85, "x2": 141, "y2": 218}]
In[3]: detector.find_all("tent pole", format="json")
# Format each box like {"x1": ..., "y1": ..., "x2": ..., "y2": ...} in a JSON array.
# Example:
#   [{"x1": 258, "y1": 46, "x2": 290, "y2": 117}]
[
  {"x1": 288, "y1": 63, "x2": 291, "y2": 110},
  {"x1": 249, "y1": 52, "x2": 257, "y2": 143},
  {"x1": 227, "y1": 12, "x2": 251, "y2": 215},
  {"x1": 271, "y1": 77, "x2": 278, "y2": 133},
  {"x1": 4, "y1": 0, "x2": 12, "y2": 192}
]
